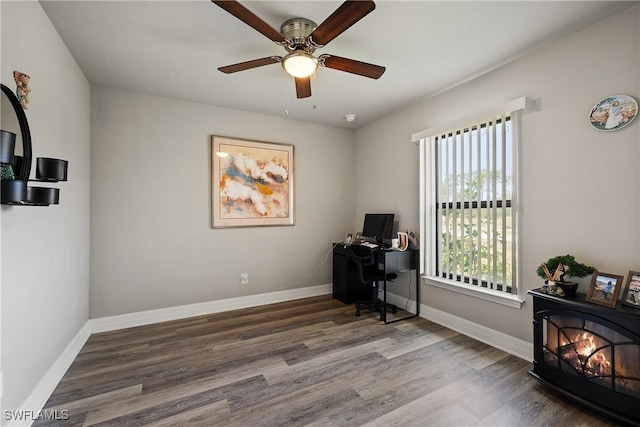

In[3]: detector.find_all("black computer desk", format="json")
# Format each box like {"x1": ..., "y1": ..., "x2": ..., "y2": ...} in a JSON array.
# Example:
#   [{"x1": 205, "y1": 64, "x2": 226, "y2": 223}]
[{"x1": 332, "y1": 244, "x2": 420, "y2": 324}]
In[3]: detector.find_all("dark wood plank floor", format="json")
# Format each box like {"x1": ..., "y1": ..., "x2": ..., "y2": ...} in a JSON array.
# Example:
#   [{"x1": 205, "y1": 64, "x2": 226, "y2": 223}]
[{"x1": 37, "y1": 295, "x2": 615, "y2": 426}]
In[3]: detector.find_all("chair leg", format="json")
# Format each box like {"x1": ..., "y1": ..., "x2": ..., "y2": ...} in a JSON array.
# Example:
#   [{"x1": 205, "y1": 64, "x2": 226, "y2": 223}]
[
  {"x1": 354, "y1": 282, "x2": 379, "y2": 317},
  {"x1": 354, "y1": 281, "x2": 398, "y2": 319}
]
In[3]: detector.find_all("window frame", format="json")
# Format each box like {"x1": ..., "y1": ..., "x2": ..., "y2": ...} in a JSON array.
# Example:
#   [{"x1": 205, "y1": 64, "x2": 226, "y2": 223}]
[{"x1": 413, "y1": 97, "x2": 531, "y2": 309}]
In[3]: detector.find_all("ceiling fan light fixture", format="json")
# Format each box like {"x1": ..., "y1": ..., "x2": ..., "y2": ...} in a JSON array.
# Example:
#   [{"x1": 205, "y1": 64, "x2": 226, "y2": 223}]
[{"x1": 282, "y1": 52, "x2": 318, "y2": 78}]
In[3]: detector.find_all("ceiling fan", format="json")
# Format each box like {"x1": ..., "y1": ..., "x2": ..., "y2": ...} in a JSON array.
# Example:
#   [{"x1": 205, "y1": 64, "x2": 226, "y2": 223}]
[{"x1": 212, "y1": 0, "x2": 386, "y2": 99}]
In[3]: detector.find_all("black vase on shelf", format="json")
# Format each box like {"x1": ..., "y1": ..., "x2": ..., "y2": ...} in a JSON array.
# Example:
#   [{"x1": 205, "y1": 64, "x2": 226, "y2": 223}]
[
  {"x1": 36, "y1": 157, "x2": 68, "y2": 182},
  {"x1": 0, "y1": 129, "x2": 25, "y2": 204},
  {"x1": 1, "y1": 179, "x2": 28, "y2": 204},
  {"x1": 27, "y1": 186, "x2": 60, "y2": 206},
  {"x1": 0, "y1": 130, "x2": 16, "y2": 164}
]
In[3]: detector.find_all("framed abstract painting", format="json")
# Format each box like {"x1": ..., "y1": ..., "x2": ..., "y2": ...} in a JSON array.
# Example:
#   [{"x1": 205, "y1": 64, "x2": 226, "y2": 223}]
[{"x1": 211, "y1": 136, "x2": 294, "y2": 228}]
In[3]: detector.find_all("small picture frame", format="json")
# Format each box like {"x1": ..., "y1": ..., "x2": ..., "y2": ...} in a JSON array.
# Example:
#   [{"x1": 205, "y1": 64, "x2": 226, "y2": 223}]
[
  {"x1": 345, "y1": 233, "x2": 353, "y2": 245},
  {"x1": 586, "y1": 272, "x2": 624, "y2": 308},
  {"x1": 621, "y1": 271, "x2": 640, "y2": 309}
]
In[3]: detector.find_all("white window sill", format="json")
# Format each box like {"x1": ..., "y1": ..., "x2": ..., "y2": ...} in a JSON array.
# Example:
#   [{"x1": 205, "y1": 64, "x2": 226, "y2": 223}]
[{"x1": 423, "y1": 275, "x2": 525, "y2": 309}]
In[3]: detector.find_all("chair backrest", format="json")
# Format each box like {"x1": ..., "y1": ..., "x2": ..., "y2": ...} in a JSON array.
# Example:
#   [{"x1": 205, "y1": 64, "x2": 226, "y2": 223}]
[
  {"x1": 349, "y1": 245, "x2": 377, "y2": 285},
  {"x1": 350, "y1": 244, "x2": 375, "y2": 266},
  {"x1": 349, "y1": 245, "x2": 398, "y2": 286}
]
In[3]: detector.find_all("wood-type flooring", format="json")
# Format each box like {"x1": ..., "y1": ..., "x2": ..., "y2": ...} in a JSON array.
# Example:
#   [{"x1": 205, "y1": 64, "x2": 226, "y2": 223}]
[{"x1": 37, "y1": 295, "x2": 615, "y2": 426}]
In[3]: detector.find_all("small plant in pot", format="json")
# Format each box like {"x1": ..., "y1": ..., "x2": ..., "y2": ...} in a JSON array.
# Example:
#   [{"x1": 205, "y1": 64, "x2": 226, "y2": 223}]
[{"x1": 536, "y1": 255, "x2": 596, "y2": 295}]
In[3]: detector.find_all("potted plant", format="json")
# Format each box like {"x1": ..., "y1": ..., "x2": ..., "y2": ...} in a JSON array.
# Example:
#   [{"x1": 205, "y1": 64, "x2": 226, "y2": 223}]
[{"x1": 536, "y1": 255, "x2": 596, "y2": 295}]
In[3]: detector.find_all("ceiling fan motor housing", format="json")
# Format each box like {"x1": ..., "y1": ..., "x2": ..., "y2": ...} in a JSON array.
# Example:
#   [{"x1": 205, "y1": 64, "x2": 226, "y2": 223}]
[{"x1": 280, "y1": 18, "x2": 317, "y2": 52}]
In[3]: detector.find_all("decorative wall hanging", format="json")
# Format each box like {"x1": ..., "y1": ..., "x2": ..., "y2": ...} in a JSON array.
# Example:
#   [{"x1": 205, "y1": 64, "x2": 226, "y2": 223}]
[
  {"x1": 13, "y1": 70, "x2": 31, "y2": 110},
  {"x1": 589, "y1": 95, "x2": 638, "y2": 131},
  {"x1": 211, "y1": 135, "x2": 294, "y2": 228},
  {"x1": 0, "y1": 83, "x2": 68, "y2": 206}
]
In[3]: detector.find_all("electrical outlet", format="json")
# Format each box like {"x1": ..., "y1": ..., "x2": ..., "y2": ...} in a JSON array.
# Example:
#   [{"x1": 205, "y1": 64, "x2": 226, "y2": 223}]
[{"x1": 241, "y1": 273, "x2": 249, "y2": 284}]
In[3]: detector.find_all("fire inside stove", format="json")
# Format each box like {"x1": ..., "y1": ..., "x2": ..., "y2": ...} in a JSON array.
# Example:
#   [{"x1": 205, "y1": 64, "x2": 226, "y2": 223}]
[
  {"x1": 543, "y1": 315, "x2": 640, "y2": 399},
  {"x1": 557, "y1": 332, "x2": 611, "y2": 377}
]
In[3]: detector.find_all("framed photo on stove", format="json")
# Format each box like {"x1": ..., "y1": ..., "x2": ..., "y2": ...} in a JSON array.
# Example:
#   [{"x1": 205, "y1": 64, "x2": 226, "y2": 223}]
[
  {"x1": 586, "y1": 272, "x2": 624, "y2": 309},
  {"x1": 621, "y1": 271, "x2": 640, "y2": 310}
]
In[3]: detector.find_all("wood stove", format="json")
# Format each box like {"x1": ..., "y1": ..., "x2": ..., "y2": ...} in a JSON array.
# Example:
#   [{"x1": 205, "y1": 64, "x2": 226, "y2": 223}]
[{"x1": 529, "y1": 289, "x2": 640, "y2": 426}]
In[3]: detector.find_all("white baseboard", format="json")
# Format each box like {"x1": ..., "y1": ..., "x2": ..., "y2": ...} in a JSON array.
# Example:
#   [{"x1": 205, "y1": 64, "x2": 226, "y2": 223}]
[
  {"x1": 419, "y1": 302, "x2": 533, "y2": 361},
  {"x1": 387, "y1": 292, "x2": 533, "y2": 362},
  {"x1": 384, "y1": 291, "x2": 531, "y2": 361},
  {"x1": 379, "y1": 291, "x2": 531, "y2": 362},
  {"x1": 9, "y1": 323, "x2": 92, "y2": 427},
  {"x1": 12, "y1": 284, "x2": 332, "y2": 426},
  {"x1": 89, "y1": 283, "x2": 332, "y2": 333},
  {"x1": 16, "y1": 283, "x2": 530, "y2": 427}
]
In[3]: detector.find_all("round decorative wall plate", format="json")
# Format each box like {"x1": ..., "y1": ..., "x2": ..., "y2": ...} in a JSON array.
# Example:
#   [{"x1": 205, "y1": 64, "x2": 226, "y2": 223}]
[{"x1": 589, "y1": 95, "x2": 638, "y2": 131}]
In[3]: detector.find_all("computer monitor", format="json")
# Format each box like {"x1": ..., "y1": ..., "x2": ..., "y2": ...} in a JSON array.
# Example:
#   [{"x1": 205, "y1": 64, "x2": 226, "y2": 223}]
[{"x1": 362, "y1": 213, "x2": 394, "y2": 246}]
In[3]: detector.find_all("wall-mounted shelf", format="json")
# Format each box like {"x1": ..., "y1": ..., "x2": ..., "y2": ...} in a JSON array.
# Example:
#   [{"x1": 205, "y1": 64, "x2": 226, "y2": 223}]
[{"x1": 1, "y1": 83, "x2": 68, "y2": 206}]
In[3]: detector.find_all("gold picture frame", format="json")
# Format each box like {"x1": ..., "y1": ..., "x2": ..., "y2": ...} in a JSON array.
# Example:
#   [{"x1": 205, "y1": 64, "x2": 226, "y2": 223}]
[{"x1": 211, "y1": 136, "x2": 294, "y2": 228}]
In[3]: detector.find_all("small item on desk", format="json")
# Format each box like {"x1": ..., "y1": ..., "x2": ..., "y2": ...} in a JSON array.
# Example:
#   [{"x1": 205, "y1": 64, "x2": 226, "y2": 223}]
[
  {"x1": 344, "y1": 232, "x2": 353, "y2": 245},
  {"x1": 407, "y1": 230, "x2": 418, "y2": 248},
  {"x1": 395, "y1": 232, "x2": 409, "y2": 251}
]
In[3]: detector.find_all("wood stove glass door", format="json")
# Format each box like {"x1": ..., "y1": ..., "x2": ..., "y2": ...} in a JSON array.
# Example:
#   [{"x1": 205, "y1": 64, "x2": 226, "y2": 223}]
[{"x1": 543, "y1": 314, "x2": 640, "y2": 398}]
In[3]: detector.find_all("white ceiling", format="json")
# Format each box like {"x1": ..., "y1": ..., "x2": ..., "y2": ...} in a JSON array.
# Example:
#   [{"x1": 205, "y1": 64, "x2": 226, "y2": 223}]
[{"x1": 40, "y1": 1, "x2": 638, "y2": 129}]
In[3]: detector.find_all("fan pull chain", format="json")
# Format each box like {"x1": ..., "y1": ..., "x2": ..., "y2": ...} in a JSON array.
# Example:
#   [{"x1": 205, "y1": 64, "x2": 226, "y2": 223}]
[
  {"x1": 312, "y1": 69, "x2": 319, "y2": 111},
  {"x1": 284, "y1": 70, "x2": 289, "y2": 116}
]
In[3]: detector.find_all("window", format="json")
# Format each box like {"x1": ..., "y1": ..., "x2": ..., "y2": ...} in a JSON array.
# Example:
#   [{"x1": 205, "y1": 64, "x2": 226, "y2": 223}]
[
  {"x1": 437, "y1": 117, "x2": 513, "y2": 291},
  {"x1": 413, "y1": 97, "x2": 530, "y2": 307}
]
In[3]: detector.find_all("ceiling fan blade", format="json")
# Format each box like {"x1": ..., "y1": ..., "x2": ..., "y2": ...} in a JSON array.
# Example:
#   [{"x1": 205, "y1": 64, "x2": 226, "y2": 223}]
[
  {"x1": 218, "y1": 56, "x2": 282, "y2": 74},
  {"x1": 295, "y1": 77, "x2": 311, "y2": 99},
  {"x1": 308, "y1": 0, "x2": 375, "y2": 47},
  {"x1": 320, "y1": 55, "x2": 385, "y2": 79},
  {"x1": 211, "y1": 0, "x2": 285, "y2": 43}
]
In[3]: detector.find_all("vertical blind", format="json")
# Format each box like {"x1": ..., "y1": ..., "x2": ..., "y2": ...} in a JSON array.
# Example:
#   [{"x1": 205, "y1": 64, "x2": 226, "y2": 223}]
[{"x1": 434, "y1": 115, "x2": 516, "y2": 294}]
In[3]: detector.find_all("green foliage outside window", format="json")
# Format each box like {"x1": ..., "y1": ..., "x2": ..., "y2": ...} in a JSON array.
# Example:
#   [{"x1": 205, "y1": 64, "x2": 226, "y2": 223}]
[{"x1": 439, "y1": 168, "x2": 513, "y2": 289}]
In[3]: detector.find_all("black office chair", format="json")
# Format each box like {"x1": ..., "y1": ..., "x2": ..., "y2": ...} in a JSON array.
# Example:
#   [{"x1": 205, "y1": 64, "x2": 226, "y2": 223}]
[{"x1": 349, "y1": 245, "x2": 398, "y2": 319}]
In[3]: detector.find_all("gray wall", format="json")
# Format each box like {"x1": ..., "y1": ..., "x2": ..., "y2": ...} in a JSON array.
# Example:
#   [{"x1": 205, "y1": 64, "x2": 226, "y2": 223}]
[
  {"x1": 90, "y1": 87, "x2": 355, "y2": 318},
  {"x1": 355, "y1": 7, "x2": 640, "y2": 342},
  {"x1": 0, "y1": 1, "x2": 91, "y2": 416}
]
